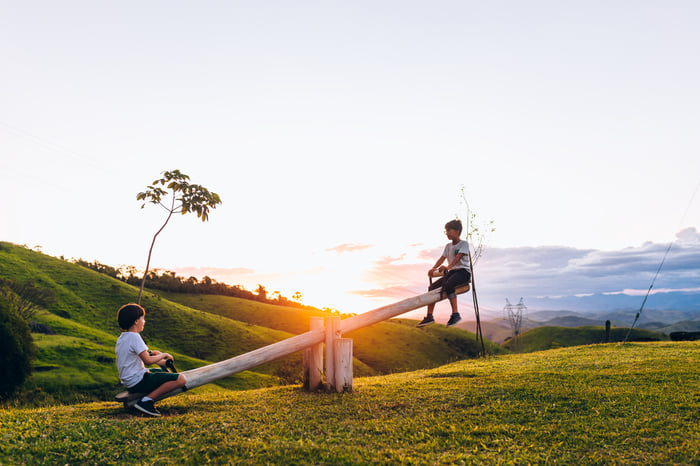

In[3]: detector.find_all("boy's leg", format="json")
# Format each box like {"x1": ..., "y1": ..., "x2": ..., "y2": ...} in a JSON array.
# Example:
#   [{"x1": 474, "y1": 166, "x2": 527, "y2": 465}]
[
  {"x1": 134, "y1": 374, "x2": 187, "y2": 416},
  {"x1": 417, "y1": 278, "x2": 443, "y2": 327},
  {"x1": 147, "y1": 374, "x2": 186, "y2": 401},
  {"x1": 443, "y1": 270, "x2": 469, "y2": 327},
  {"x1": 416, "y1": 303, "x2": 436, "y2": 326},
  {"x1": 448, "y1": 296, "x2": 459, "y2": 314},
  {"x1": 446, "y1": 296, "x2": 462, "y2": 326},
  {"x1": 426, "y1": 277, "x2": 445, "y2": 316}
]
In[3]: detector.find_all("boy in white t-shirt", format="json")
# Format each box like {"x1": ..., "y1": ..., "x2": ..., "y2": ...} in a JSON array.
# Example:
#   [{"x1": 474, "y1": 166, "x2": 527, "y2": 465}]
[
  {"x1": 416, "y1": 219, "x2": 471, "y2": 328},
  {"x1": 115, "y1": 303, "x2": 186, "y2": 417}
]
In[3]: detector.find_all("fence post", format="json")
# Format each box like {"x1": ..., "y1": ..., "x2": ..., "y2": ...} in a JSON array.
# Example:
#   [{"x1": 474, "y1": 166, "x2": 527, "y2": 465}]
[
  {"x1": 334, "y1": 338, "x2": 353, "y2": 393},
  {"x1": 325, "y1": 316, "x2": 341, "y2": 391},
  {"x1": 303, "y1": 317, "x2": 324, "y2": 391}
]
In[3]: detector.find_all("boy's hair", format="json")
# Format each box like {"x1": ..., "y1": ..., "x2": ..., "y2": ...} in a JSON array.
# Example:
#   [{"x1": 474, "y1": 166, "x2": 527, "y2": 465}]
[
  {"x1": 445, "y1": 219, "x2": 463, "y2": 235},
  {"x1": 117, "y1": 303, "x2": 145, "y2": 330}
]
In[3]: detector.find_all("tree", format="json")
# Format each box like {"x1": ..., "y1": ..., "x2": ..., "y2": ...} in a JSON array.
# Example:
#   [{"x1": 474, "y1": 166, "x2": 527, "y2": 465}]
[
  {"x1": 136, "y1": 170, "x2": 222, "y2": 304},
  {"x1": 255, "y1": 284, "x2": 267, "y2": 301},
  {"x1": 0, "y1": 296, "x2": 37, "y2": 399},
  {"x1": 458, "y1": 185, "x2": 495, "y2": 265}
]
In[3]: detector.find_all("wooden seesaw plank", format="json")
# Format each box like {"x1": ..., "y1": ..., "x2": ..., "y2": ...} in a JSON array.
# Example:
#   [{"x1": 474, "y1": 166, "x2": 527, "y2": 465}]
[{"x1": 117, "y1": 284, "x2": 469, "y2": 406}]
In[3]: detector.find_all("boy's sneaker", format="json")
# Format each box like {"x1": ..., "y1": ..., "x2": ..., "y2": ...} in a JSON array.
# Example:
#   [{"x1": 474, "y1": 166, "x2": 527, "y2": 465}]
[
  {"x1": 416, "y1": 315, "x2": 435, "y2": 327},
  {"x1": 446, "y1": 313, "x2": 462, "y2": 327},
  {"x1": 135, "y1": 399, "x2": 161, "y2": 417}
]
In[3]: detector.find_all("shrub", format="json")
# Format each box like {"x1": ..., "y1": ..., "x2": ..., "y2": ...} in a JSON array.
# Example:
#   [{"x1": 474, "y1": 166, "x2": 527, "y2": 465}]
[{"x1": 0, "y1": 296, "x2": 37, "y2": 399}]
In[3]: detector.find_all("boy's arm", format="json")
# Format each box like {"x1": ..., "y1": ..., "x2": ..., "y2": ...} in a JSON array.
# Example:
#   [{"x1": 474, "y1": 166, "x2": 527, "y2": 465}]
[
  {"x1": 428, "y1": 256, "x2": 447, "y2": 275},
  {"x1": 139, "y1": 350, "x2": 173, "y2": 366}
]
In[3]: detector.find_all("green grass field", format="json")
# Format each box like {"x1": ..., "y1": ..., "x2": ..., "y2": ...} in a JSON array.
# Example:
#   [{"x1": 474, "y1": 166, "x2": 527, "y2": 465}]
[{"x1": 2, "y1": 341, "x2": 698, "y2": 465}]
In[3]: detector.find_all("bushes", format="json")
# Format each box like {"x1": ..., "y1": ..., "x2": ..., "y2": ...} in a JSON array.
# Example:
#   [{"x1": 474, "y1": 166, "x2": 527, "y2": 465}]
[{"x1": 0, "y1": 296, "x2": 37, "y2": 399}]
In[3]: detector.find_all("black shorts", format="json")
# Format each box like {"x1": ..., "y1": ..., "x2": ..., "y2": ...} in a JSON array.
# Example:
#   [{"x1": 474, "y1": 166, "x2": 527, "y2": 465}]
[
  {"x1": 128, "y1": 368, "x2": 179, "y2": 394},
  {"x1": 429, "y1": 268, "x2": 471, "y2": 298}
]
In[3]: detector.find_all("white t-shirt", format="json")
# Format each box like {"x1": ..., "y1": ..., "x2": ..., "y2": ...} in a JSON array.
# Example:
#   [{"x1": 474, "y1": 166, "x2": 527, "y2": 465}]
[
  {"x1": 443, "y1": 240, "x2": 471, "y2": 271},
  {"x1": 115, "y1": 331, "x2": 149, "y2": 388}
]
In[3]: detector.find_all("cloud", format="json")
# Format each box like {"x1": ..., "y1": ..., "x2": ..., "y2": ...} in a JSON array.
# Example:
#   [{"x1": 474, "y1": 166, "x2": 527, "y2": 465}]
[
  {"x1": 172, "y1": 231, "x2": 700, "y2": 314},
  {"x1": 604, "y1": 287, "x2": 700, "y2": 296},
  {"x1": 325, "y1": 243, "x2": 374, "y2": 254},
  {"x1": 349, "y1": 235, "x2": 700, "y2": 312}
]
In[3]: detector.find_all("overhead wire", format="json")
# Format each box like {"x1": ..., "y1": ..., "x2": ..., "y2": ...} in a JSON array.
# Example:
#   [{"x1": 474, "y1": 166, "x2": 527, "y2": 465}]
[{"x1": 622, "y1": 179, "x2": 700, "y2": 343}]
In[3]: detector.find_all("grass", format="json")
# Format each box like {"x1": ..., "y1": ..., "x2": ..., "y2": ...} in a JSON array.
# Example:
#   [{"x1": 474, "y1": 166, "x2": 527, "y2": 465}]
[
  {"x1": 504, "y1": 325, "x2": 669, "y2": 353},
  {"x1": 1, "y1": 341, "x2": 698, "y2": 465}
]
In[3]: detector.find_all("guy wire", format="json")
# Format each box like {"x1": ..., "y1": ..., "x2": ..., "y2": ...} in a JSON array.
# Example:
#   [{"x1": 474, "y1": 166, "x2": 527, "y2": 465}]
[{"x1": 622, "y1": 180, "x2": 700, "y2": 343}]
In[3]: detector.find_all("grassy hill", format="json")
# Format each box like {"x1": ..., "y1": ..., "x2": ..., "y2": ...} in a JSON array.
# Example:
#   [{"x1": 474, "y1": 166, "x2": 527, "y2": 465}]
[
  {"x1": 1, "y1": 341, "x2": 698, "y2": 464},
  {"x1": 156, "y1": 291, "x2": 506, "y2": 374},
  {"x1": 0, "y1": 242, "x2": 504, "y2": 402},
  {"x1": 503, "y1": 325, "x2": 669, "y2": 353}
]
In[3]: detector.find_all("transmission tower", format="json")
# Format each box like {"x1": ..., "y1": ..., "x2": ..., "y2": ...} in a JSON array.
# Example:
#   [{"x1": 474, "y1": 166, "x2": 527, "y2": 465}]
[{"x1": 504, "y1": 298, "x2": 527, "y2": 351}]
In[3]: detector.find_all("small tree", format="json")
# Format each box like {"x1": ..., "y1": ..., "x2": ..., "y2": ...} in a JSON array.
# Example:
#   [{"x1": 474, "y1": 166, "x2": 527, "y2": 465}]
[
  {"x1": 457, "y1": 185, "x2": 495, "y2": 265},
  {"x1": 456, "y1": 185, "x2": 495, "y2": 357},
  {"x1": 136, "y1": 170, "x2": 222, "y2": 304}
]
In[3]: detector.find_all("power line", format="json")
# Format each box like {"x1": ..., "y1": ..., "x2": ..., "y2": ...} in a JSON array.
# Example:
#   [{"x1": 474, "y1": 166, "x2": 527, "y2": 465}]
[
  {"x1": 622, "y1": 179, "x2": 700, "y2": 343},
  {"x1": 0, "y1": 119, "x2": 115, "y2": 175}
]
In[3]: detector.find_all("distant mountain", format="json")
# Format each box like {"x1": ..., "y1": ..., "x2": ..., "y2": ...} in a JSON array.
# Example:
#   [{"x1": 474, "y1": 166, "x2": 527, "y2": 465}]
[
  {"x1": 639, "y1": 320, "x2": 700, "y2": 334},
  {"x1": 472, "y1": 308, "x2": 700, "y2": 344},
  {"x1": 525, "y1": 291, "x2": 700, "y2": 313},
  {"x1": 538, "y1": 316, "x2": 604, "y2": 327}
]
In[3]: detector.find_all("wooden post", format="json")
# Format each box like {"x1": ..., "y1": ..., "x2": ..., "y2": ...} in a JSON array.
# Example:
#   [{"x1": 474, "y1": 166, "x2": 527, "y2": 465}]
[
  {"x1": 325, "y1": 316, "x2": 341, "y2": 391},
  {"x1": 303, "y1": 317, "x2": 324, "y2": 391},
  {"x1": 334, "y1": 338, "x2": 353, "y2": 393}
]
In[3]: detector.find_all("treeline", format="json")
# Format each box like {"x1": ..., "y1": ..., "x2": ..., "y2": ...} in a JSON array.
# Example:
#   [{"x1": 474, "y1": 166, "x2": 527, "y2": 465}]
[{"x1": 72, "y1": 259, "x2": 336, "y2": 313}]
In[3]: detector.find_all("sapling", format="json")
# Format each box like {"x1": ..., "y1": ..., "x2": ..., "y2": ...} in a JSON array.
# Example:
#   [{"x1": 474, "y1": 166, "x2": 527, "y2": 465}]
[{"x1": 136, "y1": 170, "x2": 222, "y2": 304}]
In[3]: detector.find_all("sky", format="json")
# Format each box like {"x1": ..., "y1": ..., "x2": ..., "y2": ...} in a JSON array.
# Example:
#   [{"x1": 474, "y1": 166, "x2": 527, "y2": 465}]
[{"x1": 2, "y1": 1, "x2": 699, "y2": 320}]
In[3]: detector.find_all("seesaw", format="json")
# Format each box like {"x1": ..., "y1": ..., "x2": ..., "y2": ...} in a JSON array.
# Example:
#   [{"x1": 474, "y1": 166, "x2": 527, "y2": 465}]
[{"x1": 116, "y1": 281, "x2": 471, "y2": 408}]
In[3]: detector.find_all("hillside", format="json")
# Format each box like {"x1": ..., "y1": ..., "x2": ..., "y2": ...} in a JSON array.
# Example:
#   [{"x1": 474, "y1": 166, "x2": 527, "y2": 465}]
[
  {"x1": 503, "y1": 325, "x2": 669, "y2": 353},
  {"x1": 156, "y1": 291, "x2": 506, "y2": 373},
  {"x1": 0, "y1": 242, "x2": 504, "y2": 402},
  {"x1": 2, "y1": 342, "x2": 698, "y2": 464}
]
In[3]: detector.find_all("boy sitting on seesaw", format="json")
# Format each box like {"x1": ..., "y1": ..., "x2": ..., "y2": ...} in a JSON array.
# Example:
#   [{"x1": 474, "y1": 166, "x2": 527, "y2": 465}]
[
  {"x1": 115, "y1": 303, "x2": 186, "y2": 417},
  {"x1": 416, "y1": 219, "x2": 471, "y2": 328}
]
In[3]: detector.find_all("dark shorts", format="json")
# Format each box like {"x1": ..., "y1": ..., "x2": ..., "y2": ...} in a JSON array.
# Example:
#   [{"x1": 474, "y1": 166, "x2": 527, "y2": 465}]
[
  {"x1": 429, "y1": 268, "x2": 471, "y2": 299},
  {"x1": 128, "y1": 368, "x2": 179, "y2": 394}
]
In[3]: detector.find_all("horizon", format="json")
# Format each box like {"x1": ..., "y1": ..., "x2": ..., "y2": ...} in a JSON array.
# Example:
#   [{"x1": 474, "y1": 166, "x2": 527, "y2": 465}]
[
  {"x1": 5, "y1": 236, "x2": 699, "y2": 325},
  {"x1": 2, "y1": 2, "x2": 699, "y2": 318}
]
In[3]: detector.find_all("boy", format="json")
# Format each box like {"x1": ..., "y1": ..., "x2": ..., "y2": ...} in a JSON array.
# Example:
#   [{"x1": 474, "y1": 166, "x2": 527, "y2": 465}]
[
  {"x1": 416, "y1": 219, "x2": 471, "y2": 327},
  {"x1": 115, "y1": 303, "x2": 186, "y2": 417}
]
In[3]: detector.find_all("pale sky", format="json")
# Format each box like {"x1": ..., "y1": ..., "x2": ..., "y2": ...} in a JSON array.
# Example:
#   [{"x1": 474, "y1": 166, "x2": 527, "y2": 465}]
[{"x1": 2, "y1": 1, "x2": 699, "y2": 316}]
